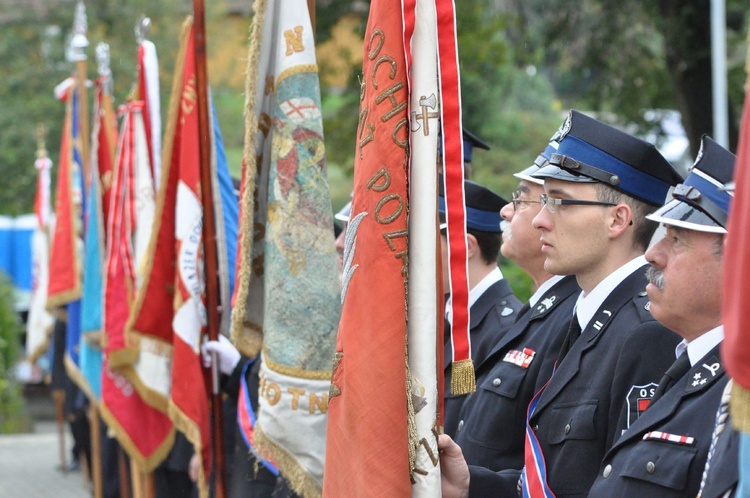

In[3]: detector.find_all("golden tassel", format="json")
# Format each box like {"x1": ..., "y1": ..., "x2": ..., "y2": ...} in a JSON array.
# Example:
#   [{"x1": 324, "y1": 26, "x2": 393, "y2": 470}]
[{"x1": 451, "y1": 359, "x2": 476, "y2": 395}]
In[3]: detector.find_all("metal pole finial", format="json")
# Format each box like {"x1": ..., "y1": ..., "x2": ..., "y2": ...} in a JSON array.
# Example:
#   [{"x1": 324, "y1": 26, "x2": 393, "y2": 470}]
[
  {"x1": 96, "y1": 42, "x2": 113, "y2": 95},
  {"x1": 135, "y1": 16, "x2": 152, "y2": 44},
  {"x1": 68, "y1": 1, "x2": 89, "y2": 62}
]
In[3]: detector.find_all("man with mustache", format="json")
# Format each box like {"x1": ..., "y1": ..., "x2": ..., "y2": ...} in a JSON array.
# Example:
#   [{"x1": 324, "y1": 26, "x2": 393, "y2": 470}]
[
  {"x1": 440, "y1": 109, "x2": 683, "y2": 497},
  {"x1": 442, "y1": 129, "x2": 581, "y2": 493},
  {"x1": 588, "y1": 136, "x2": 736, "y2": 497}
]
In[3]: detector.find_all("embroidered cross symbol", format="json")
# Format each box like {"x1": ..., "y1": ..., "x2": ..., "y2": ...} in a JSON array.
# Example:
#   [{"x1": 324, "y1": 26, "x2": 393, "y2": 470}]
[{"x1": 411, "y1": 94, "x2": 439, "y2": 136}]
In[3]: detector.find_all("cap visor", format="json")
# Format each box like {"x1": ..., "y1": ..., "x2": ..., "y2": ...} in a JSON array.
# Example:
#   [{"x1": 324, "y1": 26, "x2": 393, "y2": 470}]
[
  {"x1": 646, "y1": 199, "x2": 726, "y2": 234},
  {"x1": 532, "y1": 164, "x2": 597, "y2": 183},
  {"x1": 513, "y1": 165, "x2": 544, "y2": 185}
]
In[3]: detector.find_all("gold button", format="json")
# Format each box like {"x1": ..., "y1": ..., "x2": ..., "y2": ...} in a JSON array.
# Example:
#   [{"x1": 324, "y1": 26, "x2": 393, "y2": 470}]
[
  {"x1": 603, "y1": 464, "x2": 612, "y2": 478},
  {"x1": 646, "y1": 461, "x2": 655, "y2": 473}
]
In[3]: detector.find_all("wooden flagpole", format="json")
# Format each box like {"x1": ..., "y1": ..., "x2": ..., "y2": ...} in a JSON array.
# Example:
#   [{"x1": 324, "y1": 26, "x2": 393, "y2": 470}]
[{"x1": 191, "y1": 1, "x2": 227, "y2": 497}]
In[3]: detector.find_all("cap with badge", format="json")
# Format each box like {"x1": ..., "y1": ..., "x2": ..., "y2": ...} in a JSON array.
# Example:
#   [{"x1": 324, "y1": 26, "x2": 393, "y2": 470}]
[
  {"x1": 438, "y1": 177, "x2": 508, "y2": 232},
  {"x1": 647, "y1": 135, "x2": 736, "y2": 233},
  {"x1": 532, "y1": 109, "x2": 683, "y2": 206},
  {"x1": 514, "y1": 119, "x2": 567, "y2": 185}
]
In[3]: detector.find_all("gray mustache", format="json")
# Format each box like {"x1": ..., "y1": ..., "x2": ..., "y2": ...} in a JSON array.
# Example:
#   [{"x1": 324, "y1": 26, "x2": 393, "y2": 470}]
[{"x1": 645, "y1": 266, "x2": 664, "y2": 290}]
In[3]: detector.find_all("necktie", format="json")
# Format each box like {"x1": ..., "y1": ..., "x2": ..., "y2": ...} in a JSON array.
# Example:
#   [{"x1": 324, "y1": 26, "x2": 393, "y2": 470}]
[
  {"x1": 555, "y1": 315, "x2": 582, "y2": 366},
  {"x1": 650, "y1": 352, "x2": 692, "y2": 405}
]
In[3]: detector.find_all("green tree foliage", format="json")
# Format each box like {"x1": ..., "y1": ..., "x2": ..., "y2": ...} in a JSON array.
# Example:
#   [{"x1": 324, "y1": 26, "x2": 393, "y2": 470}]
[{"x1": 0, "y1": 273, "x2": 27, "y2": 433}]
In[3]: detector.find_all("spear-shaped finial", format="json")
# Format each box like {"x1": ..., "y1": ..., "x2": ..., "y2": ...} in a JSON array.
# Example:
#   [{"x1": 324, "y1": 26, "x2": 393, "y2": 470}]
[
  {"x1": 96, "y1": 42, "x2": 113, "y2": 95},
  {"x1": 68, "y1": 0, "x2": 89, "y2": 62},
  {"x1": 35, "y1": 123, "x2": 48, "y2": 159},
  {"x1": 135, "y1": 16, "x2": 152, "y2": 45}
]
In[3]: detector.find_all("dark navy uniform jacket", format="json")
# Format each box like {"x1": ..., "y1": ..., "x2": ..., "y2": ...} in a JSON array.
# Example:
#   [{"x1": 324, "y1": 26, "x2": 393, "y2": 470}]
[
  {"x1": 588, "y1": 344, "x2": 728, "y2": 498},
  {"x1": 443, "y1": 278, "x2": 522, "y2": 438},
  {"x1": 523, "y1": 267, "x2": 679, "y2": 498},
  {"x1": 455, "y1": 276, "x2": 579, "y2": 493}
]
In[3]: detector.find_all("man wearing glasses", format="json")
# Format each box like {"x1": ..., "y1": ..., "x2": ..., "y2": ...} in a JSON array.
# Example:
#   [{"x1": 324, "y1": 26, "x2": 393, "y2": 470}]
[
  {"x1": 444, "y1": 129, "x2": 581, "y2": 495},
  {"x1": 440, "y1": 110, "x2": 683, "y2": 497}
]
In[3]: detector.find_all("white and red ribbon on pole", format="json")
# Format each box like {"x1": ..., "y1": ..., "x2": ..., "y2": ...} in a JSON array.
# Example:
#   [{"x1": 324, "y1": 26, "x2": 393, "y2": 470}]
[{"x1": 435, "y1": 0, "x2": 472, "y2": 394}]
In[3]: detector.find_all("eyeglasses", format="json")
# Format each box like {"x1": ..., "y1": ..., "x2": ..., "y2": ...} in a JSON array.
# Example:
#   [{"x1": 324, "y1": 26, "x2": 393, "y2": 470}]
[
  {"x1": 511, "y1": 191, "x2": 542, "y2": 211},
  {"x1": 539, "y1": 193, "x2": 617, "y2": 214}
]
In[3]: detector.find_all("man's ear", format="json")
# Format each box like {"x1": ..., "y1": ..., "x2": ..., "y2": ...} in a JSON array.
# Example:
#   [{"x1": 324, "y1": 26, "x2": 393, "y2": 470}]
[
  {"x1": 609, "y1": 203, "x2": 633, "y2": 239},
  {"x1": 466, "y1": 233, "x2": 479, "y2": 258}
]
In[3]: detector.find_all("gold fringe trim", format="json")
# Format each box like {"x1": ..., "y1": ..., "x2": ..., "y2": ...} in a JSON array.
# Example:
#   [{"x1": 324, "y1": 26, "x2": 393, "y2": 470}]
[
  {"x1": 730, "y1": 381, "x2": 750, "y2": 432},
  {"x1": 235, "y1": 322, "x2": 263, "y2": 359},
  {"x1": 254, "y1": 423, "x2": 322, "y2": 498},
  {"x1": 64, "y1": 354, "x2": 96, "y2": 402},
  {"x1": 27, "y1": 322, "x2": 54, "y2": 365},
  {"x1": 450, "y1": 359, "x2": 476, "y2": 395},
  {"x1": 168, "y1": 401, "x2": 209, "y2": 498},
  {"x1": 263, "y1": 347, "x2": 332, "y2": 380},
  {"x1": 276, "y1": 63, "x2": 318, "y2": 89},
  {"x1": 108, "y1": 347, "x2": 139, "y2": 369},
  {"x1": 229, "y1": 0, "x2": 267, "y2": 350},
  {"x1": 98, "y1": 401, "x2": 175, "y2": 473},
  {"x1": 117, "y1": 364, "x2": 170, "y2": 414},
  {"x1": 125, "y1": 17, "x2": 192, "y2": 348},
  {"x1": 46, "y1": 286, "x2": 82, "y2": 312}
]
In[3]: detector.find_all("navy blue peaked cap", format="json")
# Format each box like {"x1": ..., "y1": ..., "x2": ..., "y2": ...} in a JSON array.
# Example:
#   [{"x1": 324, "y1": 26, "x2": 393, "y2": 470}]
[
  {"x1": 439, "y1": 177, "x2": 508, "y2": 233},
  {"x1": 533, "y1": 110, "x2": 683, "y2": 206},
  {"x1": 647, "y1": 135, "x2": 736, "y2": 233}
]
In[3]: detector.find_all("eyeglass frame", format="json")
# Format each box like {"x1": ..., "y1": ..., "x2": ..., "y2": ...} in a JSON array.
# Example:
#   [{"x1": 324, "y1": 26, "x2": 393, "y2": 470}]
[
  {"x1": 511, "y1": 191, "x2": 542, "y2": 211},
  {"x1": 539, "y1": 193, "x2": 617, "y2": 214}
]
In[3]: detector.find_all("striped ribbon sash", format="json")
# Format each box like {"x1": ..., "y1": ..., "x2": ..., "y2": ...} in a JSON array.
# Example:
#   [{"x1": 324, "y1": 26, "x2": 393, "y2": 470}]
[
  {"x1": 237, "y1": 360, "x2": 278, "y2": 476},
  {"x1": 521, "y1": 379, "x2": 556, "y2": 498}
]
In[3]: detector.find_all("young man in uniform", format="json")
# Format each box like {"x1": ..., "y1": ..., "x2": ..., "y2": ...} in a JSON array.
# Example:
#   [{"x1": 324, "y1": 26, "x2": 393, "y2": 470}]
[
  {"x1": 440, "y1": 109, "x2": 683, "y2": 497},
  {"x1": 448, "y1": 130, "x2": 581, "y2": 492}
]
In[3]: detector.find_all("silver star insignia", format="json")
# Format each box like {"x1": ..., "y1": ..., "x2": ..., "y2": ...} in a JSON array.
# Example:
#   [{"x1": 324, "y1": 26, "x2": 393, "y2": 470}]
[
  {"x1": 700, "y1": 378, "x2": 707, "y2": 385},
  {"x1": 692, "y1": 380, "x2": 700, "y2": 387},
  {"x1": 694, "y1": 373, "x2": 701, "y2": 380}
]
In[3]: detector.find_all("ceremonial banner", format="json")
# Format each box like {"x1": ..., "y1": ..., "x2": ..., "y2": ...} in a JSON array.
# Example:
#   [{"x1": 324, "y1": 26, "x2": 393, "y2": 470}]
[
  {"x1": 79, "y1": 54, "x2": 118, "y2": 400},
  {"x1": 723, "y1": 42, "x2": 750, "y2": 435},
  {"x1": 231, "y1": 1, "x2": 340, "y2": 495},
  {"x1": 323, "y1": 0, "x2": 412, "y2": 494},
  {"x1": 47, "y1": 78, "x2": 84, "y2": 310},
  {"x1": 127, "y1": 19, "x2": 236, "y2": 494},
  {"x1": 99, "y1": 94, "x2": 173, "y2": 472},
  {"x1": 26, "y1": 152, "x2": 55, "y2": 364}
]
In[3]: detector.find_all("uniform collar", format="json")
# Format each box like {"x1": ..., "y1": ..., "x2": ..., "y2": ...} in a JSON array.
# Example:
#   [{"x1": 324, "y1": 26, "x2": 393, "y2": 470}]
[
  {"x1": 445, "y1": 266, "x2": 504, "y2": 321},
  {"x1": 574, "y1": 255, "x2": 647, "y2": 331},
  {"x1": 529, "y1": 274, "x2": 565, "y2": 309},
  {"x1": 675, "y1": 325, "x2": 724, "y2": 367}
]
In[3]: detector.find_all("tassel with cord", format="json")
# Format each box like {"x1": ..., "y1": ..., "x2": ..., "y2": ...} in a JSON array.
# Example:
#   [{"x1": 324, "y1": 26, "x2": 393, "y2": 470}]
[{"x1": 451, "y1": 359, "x2": 476, "y2": 395}]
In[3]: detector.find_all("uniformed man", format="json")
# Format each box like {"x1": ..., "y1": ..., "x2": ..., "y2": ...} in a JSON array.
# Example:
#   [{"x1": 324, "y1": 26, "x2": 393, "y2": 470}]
[
  {"x1": 439, "y1": 109, "x2": 683, "y2": 497},
  {"x1": 442, "y1": 128, "x2": 581, "y2": 493},
  {"x1": 441, "y1": 179, "x2": 523, "y2": 438},
  {"x1": 588, "y1": 135, "x2": 736, "y2": 497}
]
